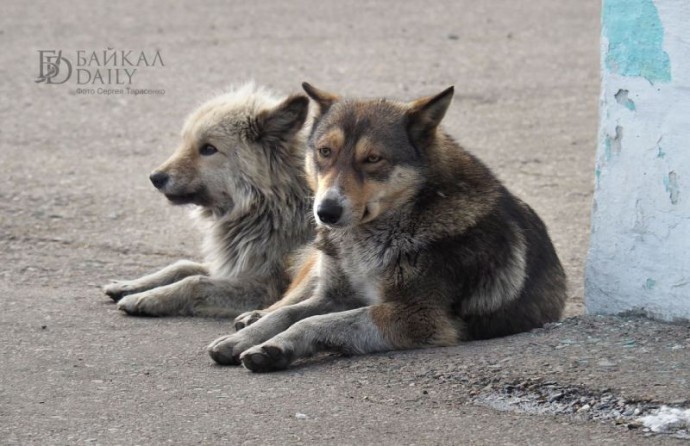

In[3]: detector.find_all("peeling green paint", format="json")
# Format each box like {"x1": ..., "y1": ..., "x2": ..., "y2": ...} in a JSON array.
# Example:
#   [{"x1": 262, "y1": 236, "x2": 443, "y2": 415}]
[
  {"x1": 614, "y1": 89, "x2": 636, "y2": 110},
  {"x1": 603, "y1": 0, "x2": 671, "y2": 83},
  {"x1": 663, "y1": 171, "x2": 680, "y2": 204},
  {"x1": 604, "y1": 126, "x2": 623, "y2": 161},
  {"x1": 657, "y1": 146, "x2": 666, "y2": 158}
]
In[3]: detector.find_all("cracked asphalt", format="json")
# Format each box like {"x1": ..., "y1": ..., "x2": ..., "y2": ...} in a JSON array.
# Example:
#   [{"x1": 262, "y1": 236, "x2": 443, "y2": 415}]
[{"x1": 2, "y1": 0, "x2": 689, "y2": 444}]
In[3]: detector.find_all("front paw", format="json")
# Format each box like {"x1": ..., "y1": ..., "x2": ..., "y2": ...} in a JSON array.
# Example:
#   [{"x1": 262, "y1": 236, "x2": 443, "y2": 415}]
[
  {"x1": 116, "y1": 292, "x2": 162, "y2": 316},
  {"x1": 207, "y1": 334, "x2": 257, "y2": 366},
  {"x1": 234, "y1": 310, "x2": 268, "y2": 331},
  {"x1": 240, "y1": 343, "x2": 294, "y2": 373},
  {"x1": 103, "y1": 281, "x2": 137, "y2": 302}
]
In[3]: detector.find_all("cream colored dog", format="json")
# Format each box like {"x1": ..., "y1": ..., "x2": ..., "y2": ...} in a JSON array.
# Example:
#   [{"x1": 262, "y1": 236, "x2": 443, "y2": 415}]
[{"x1": 104, "y1": 84, "x2": 314, "y2": 317}]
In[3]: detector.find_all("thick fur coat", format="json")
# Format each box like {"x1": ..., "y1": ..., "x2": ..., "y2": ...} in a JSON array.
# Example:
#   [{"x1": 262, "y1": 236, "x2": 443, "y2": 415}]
[
  {"x1": 208, "y1": 84, "x2": 566, "y2": 371},
  {"x1": 104, "y1": 84, "x2": 314, "y2": 317}
]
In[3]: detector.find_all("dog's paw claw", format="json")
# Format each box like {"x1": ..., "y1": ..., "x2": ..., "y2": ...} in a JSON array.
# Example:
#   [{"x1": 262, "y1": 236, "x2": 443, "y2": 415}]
[
  {"x1": 240, "y1": 345, "x2": 292, "y2": 373},
  {"x1": 116, "y1": 294, "x2": 158, "y2": 317},
  {"x1": 103, "y1": 281, "x2": 135, "y2": 302},
  {"x1": 234, "y1": 310, "x2": 268, "y2": 331},
  {"x1": 207, "y1": 336, "x2": 248, "y2": 366},
  {"x1": 116, "y1": 295, "x2": 138, "y2": 314},
  {"x1": 208, "y1": 347, "x2": 242, "y2": 366},
  {"x1": 103, "y1": 282, "x2": 124, "y2": 301}
]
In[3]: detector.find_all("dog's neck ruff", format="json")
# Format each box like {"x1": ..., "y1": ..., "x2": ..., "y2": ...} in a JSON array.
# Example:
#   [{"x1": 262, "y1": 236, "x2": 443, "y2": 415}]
[{"x1": 194, "y1": 189, "x2": 312, "y2": 280}]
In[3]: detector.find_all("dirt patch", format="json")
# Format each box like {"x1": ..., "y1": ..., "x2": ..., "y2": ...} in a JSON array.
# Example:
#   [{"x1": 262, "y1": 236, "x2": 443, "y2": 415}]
[{"x1": 473, "y1": 378, "x2": 689, "y2": 439}]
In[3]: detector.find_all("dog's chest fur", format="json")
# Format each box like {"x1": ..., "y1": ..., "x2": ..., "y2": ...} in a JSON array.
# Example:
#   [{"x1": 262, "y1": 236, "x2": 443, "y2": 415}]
[
  {"x1": 195, "y1": 200, "x2": 312, "y2": 281},
  {"x1": 338, "y1": 239, "x2": 384, "y2": 306},
  {"x1": 327, "y1": 220, "x2": 424, "y2": 306}
]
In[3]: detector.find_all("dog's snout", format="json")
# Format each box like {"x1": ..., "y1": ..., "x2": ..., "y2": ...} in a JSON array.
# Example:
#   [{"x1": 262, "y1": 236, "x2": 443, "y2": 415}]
[
  {"x1": 317, "y1": 199, "x2": 344, "y2": 225},
  {"x1": 149, "y1": 171, "x2": 169, "y2": 190}
]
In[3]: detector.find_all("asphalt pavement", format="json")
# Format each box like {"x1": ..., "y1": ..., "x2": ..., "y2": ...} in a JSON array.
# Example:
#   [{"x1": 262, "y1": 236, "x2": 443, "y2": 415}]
[{"x1": 2, "y1": 1, "x2": 688, "y2": 444}]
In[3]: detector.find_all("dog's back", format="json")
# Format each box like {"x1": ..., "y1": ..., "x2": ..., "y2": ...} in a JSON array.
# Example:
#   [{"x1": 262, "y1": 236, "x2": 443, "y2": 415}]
[
  {"x1": 419, "y1": 168, "x2": 567, "y2": 340},
  {"x1": 461, "y1": 189, "x2": 566, "y2": 339}
]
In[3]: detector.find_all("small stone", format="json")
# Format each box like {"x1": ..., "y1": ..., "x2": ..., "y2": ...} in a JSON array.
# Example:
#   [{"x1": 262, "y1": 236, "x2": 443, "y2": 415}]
[
  {"x1": 578, "y1": 404, "x2": 591, "y2": 412},
  {"x1": 295, "y1": 413, "x2": 308, "y2": 420},
  {"x1": 548, "y1": 392, "x2": 564, "y2": 403}
]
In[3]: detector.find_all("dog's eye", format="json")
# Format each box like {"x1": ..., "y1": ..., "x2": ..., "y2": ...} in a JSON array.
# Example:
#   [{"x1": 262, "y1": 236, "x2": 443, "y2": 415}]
[
  {"x1": 199, "y1": 144, "x2": 218, "y2": 156},
  {"x1": 318, "y1": 147, "x2": 332, "y2": 158},
  {"x1": 365, "y1": 154, "x2": 382, "y2": 164}
]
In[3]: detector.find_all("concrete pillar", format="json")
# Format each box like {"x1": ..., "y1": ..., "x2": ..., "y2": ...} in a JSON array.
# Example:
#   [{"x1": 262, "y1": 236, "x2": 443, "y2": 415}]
[{"x1": 586, "y1": 0, "x2": 690, "y2": 321}]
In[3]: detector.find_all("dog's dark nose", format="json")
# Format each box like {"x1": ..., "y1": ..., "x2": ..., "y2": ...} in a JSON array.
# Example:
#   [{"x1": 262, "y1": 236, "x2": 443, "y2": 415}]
[
  {"x1": 149, "y1": 171, "x2": 169, "y2": 190},
  {"x1": 317, "y1": 199, "x2": 343, "y2": 225}
]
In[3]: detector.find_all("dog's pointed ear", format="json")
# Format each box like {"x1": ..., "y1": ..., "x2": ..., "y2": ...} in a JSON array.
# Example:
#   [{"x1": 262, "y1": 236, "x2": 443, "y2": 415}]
[
  {"x1": 406, "y1": 86, "x2": 454, "y2": 147},
  {"x1": 302, "y1": 82, "x2": 339, "y2": 116},
  {"x1": 257, "y1": 94, "x2": 310, "y2": 140}
]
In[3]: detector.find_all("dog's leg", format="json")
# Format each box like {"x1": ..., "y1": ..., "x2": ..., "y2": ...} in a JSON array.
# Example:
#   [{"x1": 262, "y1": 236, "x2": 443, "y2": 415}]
[
  {"x1": 208, "y1": 293, "x2": 357, "y2": 365},
  {"x1": 116, "y1": 277, "x2": 272, "y2": 318},
  {"x1": 103, "y1": 260, "x2": 208, "y2": 302},
  {"x1": 240, "y1": 303, "x2": 462, "y2": 372},
  {"x1": 233, "y1": 250, "x2": 318, "y2": 331}
]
